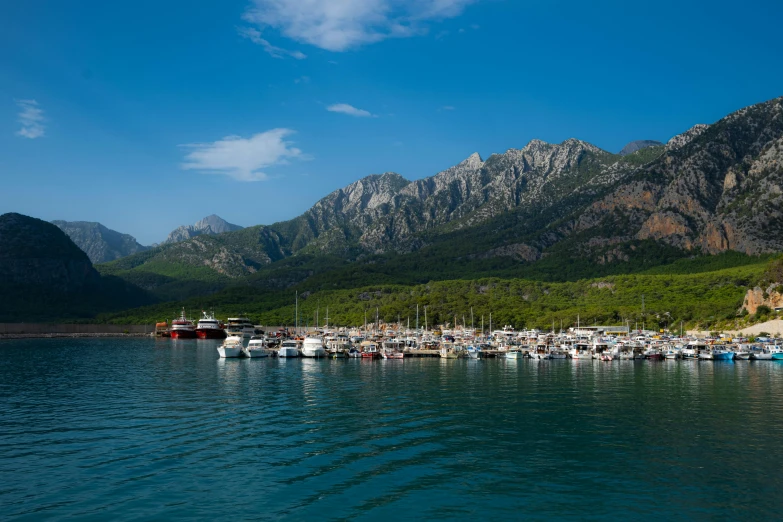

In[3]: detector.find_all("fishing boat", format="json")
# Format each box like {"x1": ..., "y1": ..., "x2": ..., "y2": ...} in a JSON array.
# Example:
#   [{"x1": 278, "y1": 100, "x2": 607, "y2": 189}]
[
  {"x1": 217, "y1": 336, "x2": 243, "y2": 358},
  {"x1": 348, "y1": 347, "x2": 362, "y2": 358},
  {"x1": 599, "y1": 353, "x2": 613, "y2": 361},
  {"x1": 467, "y1": 346, "x2": 480, "y2": 359},
  {"x1": 360, "y1": 341, "x2": 381, "y2": 359},
  {"x1": 277, "y1": 340, "x2": 300, "y2": 358},
  {"x1": 242, "y1": 336, "x2": 269, "y2": 358},
  {"x1": 712, "y1": 347, "x2": 735, "y2": 361},
  {"x1": 381, "y1": 340, "x2": 405, "y2": 359},
  {"x1": 170, "y1": 309, "x2": 197, "y2": 339},
  {"x1": 733, "y1": 344, "x2": 751, "y2": 360},
  {"x1": 663, "y1": 347, "x2": 679, "y2": 359},
  {"x1": 505, "y1": 349, "x2": 523, "y2": 359},
  {"x1": 644, "y1": 348, "x2": 663, "y2": 360},
  {"x1": 195, "y1": 311, "x2": 226, "y2": 339},
  {"x1": 301, "y1": 336, "x2": 327, "y2": 358}
]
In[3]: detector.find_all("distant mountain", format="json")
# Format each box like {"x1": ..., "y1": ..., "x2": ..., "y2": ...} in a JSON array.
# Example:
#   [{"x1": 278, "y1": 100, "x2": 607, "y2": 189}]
[
  {"x1": 52, "y1": 220, "x2": 149, "y2": 264},
  {"x1": 99, "y1": 95, "x2": 783, "y2": 304},
  {"x1": 0, "y1": 213, "x2": 153, "y2": 321},
  {"x1": 165, "y1": 215, "x2": 243, "y2": 244},
  {"x1": 2, "y1": 213, "x2": 99, "y2": 292},
  {"x1": 618, "y1": 140, "x2": 663, "y2": 156}
]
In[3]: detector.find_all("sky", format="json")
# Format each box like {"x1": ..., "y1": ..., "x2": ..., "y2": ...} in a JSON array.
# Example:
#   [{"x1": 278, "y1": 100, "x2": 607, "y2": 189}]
[{"x1": 2, "y1": 0, "x2": 782, "y2": 245}]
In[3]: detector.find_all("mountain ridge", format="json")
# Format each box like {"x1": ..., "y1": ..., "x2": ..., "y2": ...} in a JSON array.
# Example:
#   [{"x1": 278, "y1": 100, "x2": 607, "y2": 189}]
[{"x1": 53, "y1": 220, "x2": 149, "y2": 264}]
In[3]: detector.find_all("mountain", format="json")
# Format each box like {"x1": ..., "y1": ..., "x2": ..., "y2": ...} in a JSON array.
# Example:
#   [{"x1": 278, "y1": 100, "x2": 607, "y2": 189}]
[
  {"x1": 52, "y1": 220, "x2": 149, "y2": 264},
  {"x1": 2, "y1": 213, "x2": 99, "y2": 292},
  {"x1": 165, "y1": 215, "x2": 243, "y2": 244},
  {"x1": 0, "y1": 213, "x2": 152, "y2": 321},
  {"x1": 618, "y1": 140, "x2": 663, "y2": 156},
  {"x1": 98, "y1": 96, "x2": 783, "y2": 305}
]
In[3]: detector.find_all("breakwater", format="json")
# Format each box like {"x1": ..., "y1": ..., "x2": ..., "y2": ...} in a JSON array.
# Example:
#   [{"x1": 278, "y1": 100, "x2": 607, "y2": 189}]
[{"x1": 0, "y1": 323, "x2": 153, "y2": 339}]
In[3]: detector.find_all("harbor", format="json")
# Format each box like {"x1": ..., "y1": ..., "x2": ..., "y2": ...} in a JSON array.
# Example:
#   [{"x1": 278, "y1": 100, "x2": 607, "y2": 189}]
[{"x1": 153, "y1": 309, "x2": 783, "y2": 361}]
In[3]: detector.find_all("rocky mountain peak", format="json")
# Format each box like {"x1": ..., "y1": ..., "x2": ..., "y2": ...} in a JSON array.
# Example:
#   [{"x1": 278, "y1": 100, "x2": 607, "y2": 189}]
[
  {"x1": 52, "y1": 220, "x2": 149, "y2": 264},
  {"x1": 165, "y1": 215, "x2": 243, "y2": 244},
  {"x1": 666, "y1": 124, "x2": 709, "y2": 151},
  {"x1": 618, "y1": 140, "x2": 664, "y2": 156}
]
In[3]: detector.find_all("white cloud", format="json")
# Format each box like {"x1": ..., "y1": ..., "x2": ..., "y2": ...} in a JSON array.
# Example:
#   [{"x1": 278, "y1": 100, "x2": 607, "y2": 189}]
[
  {"x1": 242, "y1": 0, "x2": 476, "y2": 52},
  {"x1": 441, "y1": 105, "x2": 455, "y2": 111},
  {"x1": 327, "y1": 103, "x2": 376, "y2": 118},
  {"x1": 15, "y1": 99, "x2": 45, "y2": 139},
  {"x1": 181, "y1": 129, "x2": 303, "y2": 182},
  {"x1": 238, "y1": 26, "x2": 306, "y2": 59}
]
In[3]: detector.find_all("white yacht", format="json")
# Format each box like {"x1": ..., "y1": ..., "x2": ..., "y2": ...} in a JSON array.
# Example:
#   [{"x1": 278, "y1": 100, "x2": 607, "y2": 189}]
[
  {"x1": 301, "y1": 336, "x2": 327, "y2": 358},
  {"x1": 217, "y1": 336, "x2": 243, "y2": 358},
  {"x1": 278, "y1": 340, "x2": 300, "y2": 358},
  {"x1": 242, "y1": 336, "x2": 270, "y2": 358},
  {"x1": 225, "y1": 317, "x2": 256, "y2": 338}
]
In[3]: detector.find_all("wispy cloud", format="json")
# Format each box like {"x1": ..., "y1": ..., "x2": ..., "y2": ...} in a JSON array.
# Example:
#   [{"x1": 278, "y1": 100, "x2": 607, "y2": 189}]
[
  {"x1": 294, "y1": 75, "x2": 310, "y2": 84},
  {"x1": 441, "y1": 105, "x2": 455, "y2": 111},
  {"x1": 15, "y1": 99, "x2": 45, "y2": 139},
  {"x1": 242, "y1": 0, "x2": 476, "y2": 52},
  {"x1": 181, "y1": 129, "x2": 303, "y2": 182},
  {"x1": 327, "y1": 103, "x2": 376, "y2": 118},
  {"x1": 238, "y1": 26, "x2": 306, "y2": 59}
]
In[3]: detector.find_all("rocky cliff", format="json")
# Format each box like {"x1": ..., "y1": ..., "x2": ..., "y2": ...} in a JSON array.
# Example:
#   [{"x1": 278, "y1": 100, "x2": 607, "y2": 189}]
[{"x1": 53, "y1": 220, "x2": 149, "y2": 263}]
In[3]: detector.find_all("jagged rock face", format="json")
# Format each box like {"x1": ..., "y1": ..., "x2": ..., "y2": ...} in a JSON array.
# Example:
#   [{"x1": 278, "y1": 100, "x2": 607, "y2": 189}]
[
  {"x1": 165, "y1": 214, "x2": 243, "y2": 244},
  {"x1": 52, "y1": 220, "x2": 148, "y2": 264},
  {"x1": 743, "y1": 284, "x2": 783, "y2": 315},
  {"x1": 0, "y1": 213, "x2": 99, "y2": 292},
  {"x1": 619, "y1": 140, "x2": 663, "y2": 156},
  {"x1": 577, "y1": 97, "x2": 783, "y2": 256}
]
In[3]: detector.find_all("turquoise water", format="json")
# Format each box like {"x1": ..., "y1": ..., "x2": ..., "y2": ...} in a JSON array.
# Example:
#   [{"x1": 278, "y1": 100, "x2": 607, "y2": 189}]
[{"x1": 2, "y1": 338, "x2": 782, "y2": 520}]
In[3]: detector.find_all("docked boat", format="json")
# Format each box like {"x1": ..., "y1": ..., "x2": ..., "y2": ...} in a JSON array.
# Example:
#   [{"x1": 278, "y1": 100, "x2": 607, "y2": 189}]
[
  {"x1": 242, "y1": 336, "x2": 270, "y2": 358},
  {"x1": 467, "y1": 346, "x2": 480, "y2": 359},
  {"x1": 599, "y1": 353, "x2": 613, "y2": 361},
  {"x1": 348, "y1": 347, "x2": 362, "y2": 358},
  {"x1": 217, "y1": 336, "x2": 243, "y2": 358},
  {"x1": 505, "y1": 350, "x2": 523, "y2": 359},
  {"x1": 277, "y1": 340, "x2": 300, "y2": 358},
  {"x1": 712, "y1": 348, "x2": 735, "y2": 361},
  {"x1": 663, "y1": 347, "x2": 679, "y2": 359},
  {"x1": 225, "y1": 317, "x2": 256, "y2": 338},
  {"x1": 195, "y1": 311, "x2": 227, "y2": 339},
  {"x1": 170, "y1": 309, "x2": 197, "y2": 339},
  {"x1": 360, "y1": 341, "x2": 381, "y2": 359},
  {"x1": 644, "y1": 348, "x2": 663, "y2": 360},
  {"x1": 301, "y1": 336, "x2": 327, "y2": 358},
  {"x1": 734, "y1": 344, "x2": 751, "y2": 360}
]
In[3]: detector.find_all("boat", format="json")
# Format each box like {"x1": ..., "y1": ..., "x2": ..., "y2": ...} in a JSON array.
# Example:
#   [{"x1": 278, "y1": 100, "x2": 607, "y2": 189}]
[
  {"x1": 277, "y1": 340, "x2": 300, "y2": 358},
  {"x1": 467, "y1": 346, "x2": 480, "y2": 359},
  {"x1": 242, "y1": 336, "x2": 270, "y2": 358},
  {"x1": 644, "y1": 348, "x2": 663, "y2": 360},
  {"x1": 505, "y1": 350, "x2": 523, "y2": 359},
  {"x1": 195, "y1": 311, "x2": 227, "y2": 339},
  {"x1": 734, "y1": 344, "x2": 751, "y2": 360},
  {"x1": 663, "y1": 347, "x2": 679, "y2": 359},
  {"x1": 301, "y1": 336, "x2": 327, "y2": 358},
  {"x1": 348, "y1": 347, "x2": 362, "y2": 358},
  {"x1": 360, "y1": 341, "x2": 381, "y2": 359},
  {"x1": 170, "y1": 309, "x2": 197, "y2": 339},
  {"x1": 381, "y1": 339, "x2": 405, "y2": 359},
  {"x1": 712, "y1": 348, "x2": 735, "y2": 361},
  {"x1": 217, "y1": 336, "x2": 243, "y2": 358},
  {"x1": 225, "y1": 317, "x2": 256, "y2": 338}
]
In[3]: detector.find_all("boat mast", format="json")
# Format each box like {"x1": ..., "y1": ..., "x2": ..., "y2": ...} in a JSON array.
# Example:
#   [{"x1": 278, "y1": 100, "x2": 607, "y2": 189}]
[
  {"x1": 416, "y1": 304, "x2": 419, "y2": 332},
  {"x1": 295, "y1": 291, "x2": 299, "y2": 335}
]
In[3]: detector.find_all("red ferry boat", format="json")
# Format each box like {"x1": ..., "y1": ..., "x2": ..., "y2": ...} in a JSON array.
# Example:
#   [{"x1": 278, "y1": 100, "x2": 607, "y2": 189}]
[
  {"x1": 196, "y1": 311, "x2": 227, "y2": 339},
  {"x1": 170, "y1": 309, "x2": 197, "y2": 339}
]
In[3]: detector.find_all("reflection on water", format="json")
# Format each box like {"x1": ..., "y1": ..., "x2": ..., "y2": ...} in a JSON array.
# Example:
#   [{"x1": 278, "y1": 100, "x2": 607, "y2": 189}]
[{"x1": 1, "y1": 338, "x2": 782, "y2": 520}]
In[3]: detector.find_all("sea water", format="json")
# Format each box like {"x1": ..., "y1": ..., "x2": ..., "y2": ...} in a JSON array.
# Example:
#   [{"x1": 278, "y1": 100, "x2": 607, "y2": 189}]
[{"x1": 1, "y1": 338, "x2": 782, "y2": 520}]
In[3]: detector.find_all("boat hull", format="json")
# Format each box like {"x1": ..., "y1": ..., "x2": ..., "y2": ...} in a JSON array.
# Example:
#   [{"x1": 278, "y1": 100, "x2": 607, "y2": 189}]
[
  {"x1": 196, "y1": 328, "x2": 227, "y2": 339},
  {"x1": 242, "y1": 347, "x2": 269, "y2": 358},
  {"x1": 217, "y1": 346, "x2": 241, "y2": 358},
  {"x1": 277, "y1": 347, "x2": 299, "y2": 358},
  {"x1": 772, "y1": 353, "x2": 783, "y2": 361},
  {"x1": 712, "y1": 352, "x2": 735, "y2": 361},
  {"x1": 301, "y1": 348, "x2": 327, "y2": 358},
  {"x1": 171, "y1": 330, "x2": 197, "y2": 339}
]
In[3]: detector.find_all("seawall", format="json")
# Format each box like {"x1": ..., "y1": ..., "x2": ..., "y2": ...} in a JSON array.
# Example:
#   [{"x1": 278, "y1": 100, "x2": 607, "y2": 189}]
[{"x1": 0, "y1": 323, "x2": 154, "y2": 339}]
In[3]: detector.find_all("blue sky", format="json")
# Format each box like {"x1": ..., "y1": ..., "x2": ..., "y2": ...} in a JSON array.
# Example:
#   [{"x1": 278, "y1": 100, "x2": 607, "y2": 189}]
[{"x1": 2, "y1": 0, "x2": 782, "y2": 245}]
